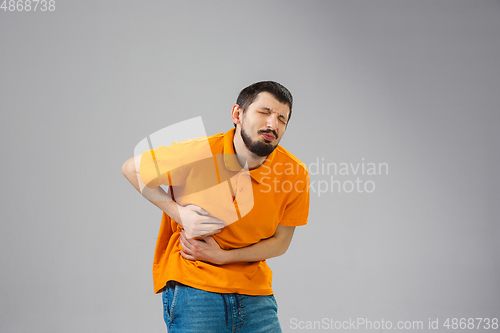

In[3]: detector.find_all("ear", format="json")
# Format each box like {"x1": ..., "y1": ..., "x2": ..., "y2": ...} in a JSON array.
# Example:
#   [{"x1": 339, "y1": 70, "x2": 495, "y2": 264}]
[{"x1": 231, "y1": 104, "x2": 243, "y2": 126}]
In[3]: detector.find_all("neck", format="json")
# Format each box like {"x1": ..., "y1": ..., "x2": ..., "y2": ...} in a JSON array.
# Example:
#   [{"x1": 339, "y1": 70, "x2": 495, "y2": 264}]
[{"x1": 233, "y1": 128, "x2": 267, "y2": 170}]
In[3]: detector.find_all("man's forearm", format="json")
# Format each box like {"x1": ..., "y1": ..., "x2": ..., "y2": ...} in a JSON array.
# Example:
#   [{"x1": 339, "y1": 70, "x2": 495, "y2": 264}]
[
  {"x1": 221, "y1": 235, "x2": 289, "y2": 264},
  {"x1": 139, "y1": 184, "x2": 182, "y2": 222},
  {"x1": 181, "y1": 224, "x2": 296, "y2": 265},
  {"x1": 121, "y1": 157, "x2": 182, "y2": 223}
]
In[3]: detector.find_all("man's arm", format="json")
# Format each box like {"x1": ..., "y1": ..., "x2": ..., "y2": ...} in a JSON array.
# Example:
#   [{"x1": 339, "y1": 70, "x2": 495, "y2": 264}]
[
  {"x1": 122, "y1": 155, "x2": 180, "y2": 217},
  {"x1": 179, "y1": 224, "x2": 296, "y2": 265},
  {"x1": 121, "y1": 156, "x2": 225, "y2": 237}
]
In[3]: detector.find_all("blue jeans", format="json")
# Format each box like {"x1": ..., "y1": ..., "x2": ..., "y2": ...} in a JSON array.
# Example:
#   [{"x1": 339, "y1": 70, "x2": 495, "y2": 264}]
[{"x1": 162, "y1": 281, "x2": 282, "y2": 333}]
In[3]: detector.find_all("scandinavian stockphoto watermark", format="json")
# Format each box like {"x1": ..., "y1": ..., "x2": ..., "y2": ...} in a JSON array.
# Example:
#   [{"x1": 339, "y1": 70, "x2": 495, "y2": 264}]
[
  {"x1": 290, "y1": 317, "x2": 424, "y2": 330},
  {"x1": 260, "y1": 157, "x2": 389, "y2": 196},
  {"x1": 290, "y1": 317, "x2": 499, "y2": 330}
]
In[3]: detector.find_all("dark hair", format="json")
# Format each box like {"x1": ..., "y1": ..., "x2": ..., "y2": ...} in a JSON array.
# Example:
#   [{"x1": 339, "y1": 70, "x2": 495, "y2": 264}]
[{"x1": 234, "y1": 81, "x2": 293, "y2": 127}]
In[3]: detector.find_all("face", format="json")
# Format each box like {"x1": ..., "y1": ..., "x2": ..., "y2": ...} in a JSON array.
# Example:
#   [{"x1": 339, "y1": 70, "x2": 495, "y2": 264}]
[{"x1": 238, "y1": 92, "x2": 290, "y2": 157}]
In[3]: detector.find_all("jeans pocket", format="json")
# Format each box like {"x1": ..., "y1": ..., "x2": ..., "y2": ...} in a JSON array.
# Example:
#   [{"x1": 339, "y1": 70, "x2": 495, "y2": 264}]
[
  {"x1": 168, "y1": 282, "x2": 180, "y2": 324},
  {"x1": 268, "y1": 294, "x2": 278, "y2": 310},
  {"x1": 162, "y1": 287, "x2": 170, "y2": 324}
]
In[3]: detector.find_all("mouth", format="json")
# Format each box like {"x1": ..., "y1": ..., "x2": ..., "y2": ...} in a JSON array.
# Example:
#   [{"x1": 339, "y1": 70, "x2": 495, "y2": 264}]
[{"x1": 261, "y1": 133, "x2": 275, "y2": 141}]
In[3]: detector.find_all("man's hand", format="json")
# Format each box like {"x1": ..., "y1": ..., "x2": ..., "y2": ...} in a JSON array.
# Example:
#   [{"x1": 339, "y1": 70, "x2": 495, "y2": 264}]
[
  {"x1": 179, "y1": 229, "x2": 226, "y2": 265},
  {"x1": 177, "y1": 204, "x2": 225, "y2": 238}
]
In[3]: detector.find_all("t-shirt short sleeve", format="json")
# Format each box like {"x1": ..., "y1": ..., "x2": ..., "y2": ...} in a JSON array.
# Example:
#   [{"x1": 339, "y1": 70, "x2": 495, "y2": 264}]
[
  {"x1": 279, "y1": 172, "x2": 310, "y2": 226},
  {"x1": 139, "y1": 144, "x2": 186, "y2": 189},
  {"x1": 139, "y1": 138, "x2": 215, "y2": 189}
]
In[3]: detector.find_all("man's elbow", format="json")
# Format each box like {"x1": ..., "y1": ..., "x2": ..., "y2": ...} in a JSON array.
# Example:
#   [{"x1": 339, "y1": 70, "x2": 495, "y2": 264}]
[
  {"x1": 121, "y1": 157, "x2": 137, "y2": 180},
  {"x1": 274, "y1": 239, "x2": 292, "y2": 258},
  {"x1": 278, "y1": 243, "x2": 291, "y2": 257},
  {"x1": 273, "y1": 226, "x2": 295, "y2": 257}
]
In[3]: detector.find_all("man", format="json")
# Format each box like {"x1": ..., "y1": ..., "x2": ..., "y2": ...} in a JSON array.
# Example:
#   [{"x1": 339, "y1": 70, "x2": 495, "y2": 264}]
[{"x1": 122, "y1": 81, "x2": 309, "y2": 332}]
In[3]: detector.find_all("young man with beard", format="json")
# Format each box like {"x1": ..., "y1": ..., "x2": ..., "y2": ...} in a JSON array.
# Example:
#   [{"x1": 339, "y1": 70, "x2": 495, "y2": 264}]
[{"x1": 122, "y1": 81, "x2": 310, "y2": 332}]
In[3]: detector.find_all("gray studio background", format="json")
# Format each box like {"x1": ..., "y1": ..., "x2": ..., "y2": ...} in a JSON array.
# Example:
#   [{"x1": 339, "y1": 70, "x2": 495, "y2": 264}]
[{"x1": 1, "y1": 1, "x2": 499, "y2": 332}]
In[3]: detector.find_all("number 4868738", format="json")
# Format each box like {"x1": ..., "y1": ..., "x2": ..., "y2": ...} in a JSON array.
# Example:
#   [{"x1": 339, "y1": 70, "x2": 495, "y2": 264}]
[{"x1": 1, "y1": 0, "x2": 56, "y2": 11}]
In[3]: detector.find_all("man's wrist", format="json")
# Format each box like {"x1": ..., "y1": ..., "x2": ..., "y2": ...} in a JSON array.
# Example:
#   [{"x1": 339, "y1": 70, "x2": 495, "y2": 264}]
[{"x1": 158, "y1": 200, "x2": 182, "y2": 225}]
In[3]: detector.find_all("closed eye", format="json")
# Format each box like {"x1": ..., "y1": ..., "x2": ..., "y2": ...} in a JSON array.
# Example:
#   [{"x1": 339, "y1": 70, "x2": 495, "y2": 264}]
[{"x1": 257, "y1": 109, "x2": 287, "y2": 124}]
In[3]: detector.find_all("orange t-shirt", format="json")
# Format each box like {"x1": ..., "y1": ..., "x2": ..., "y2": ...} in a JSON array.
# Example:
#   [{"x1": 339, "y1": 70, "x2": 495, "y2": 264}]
[{"x1": 139, "y1": 128, "x2": 309, "y2": 295}]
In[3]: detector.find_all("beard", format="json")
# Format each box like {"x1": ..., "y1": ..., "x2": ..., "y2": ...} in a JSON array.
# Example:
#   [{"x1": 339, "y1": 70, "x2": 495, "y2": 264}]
[{"x1": 240, "y1": 125, "x2": 278, "y2": 157}]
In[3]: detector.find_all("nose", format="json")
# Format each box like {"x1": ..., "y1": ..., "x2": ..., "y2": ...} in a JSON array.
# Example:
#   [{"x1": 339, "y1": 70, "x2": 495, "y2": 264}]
[{"x1": 266, "y1": 113, "x2": 279, "y2": 130}]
